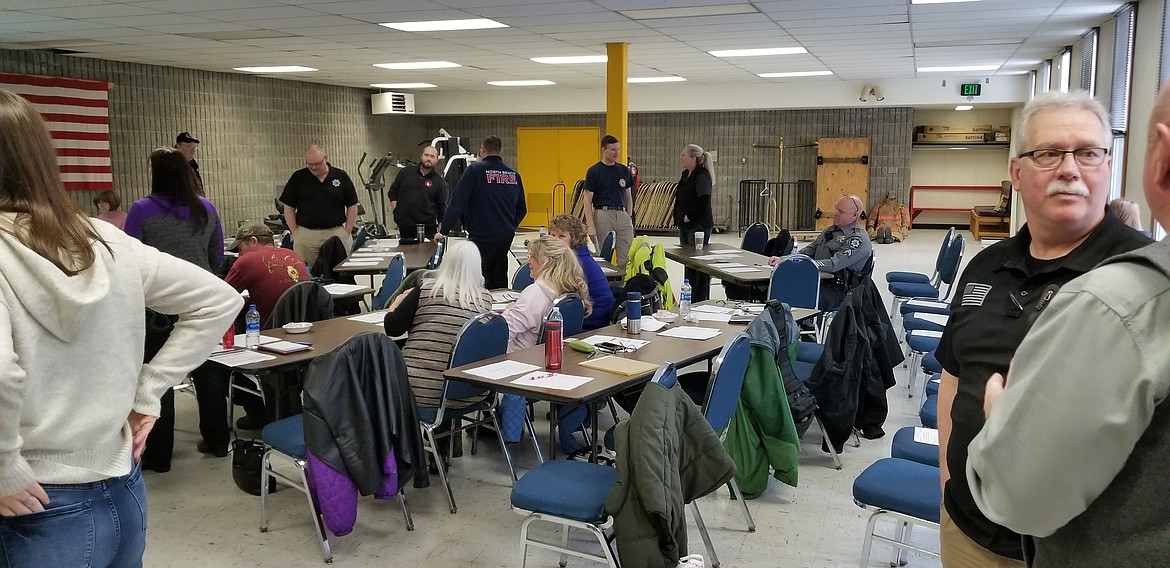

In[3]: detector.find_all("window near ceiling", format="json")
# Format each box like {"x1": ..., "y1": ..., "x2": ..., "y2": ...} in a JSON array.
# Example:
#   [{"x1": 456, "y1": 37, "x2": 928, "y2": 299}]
[
  {"x1": 1081, "y1": 29, "x2": 1099, "y2": 95},
  {"x1": 1040, "y1": 60, "x2": 1052, "y2": 93},
  {"x1": 1058, "y1": 48, "x2": 1072, "y2": 92},
  {"x1": 1109, "y1": 4, "x2": 1136, "y2": 200}
]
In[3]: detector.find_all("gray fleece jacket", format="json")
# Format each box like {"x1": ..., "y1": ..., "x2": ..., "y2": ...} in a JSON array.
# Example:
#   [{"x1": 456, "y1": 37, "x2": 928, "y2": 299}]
[{"x1": 966, "y1": 237, "x2": 1170, "y2": 567}]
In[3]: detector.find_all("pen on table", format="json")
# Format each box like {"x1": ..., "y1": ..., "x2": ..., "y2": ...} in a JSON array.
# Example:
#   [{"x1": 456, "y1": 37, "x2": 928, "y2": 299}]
[{"x1": 293, "y1": 341, "x2": 313, "y2": 346}]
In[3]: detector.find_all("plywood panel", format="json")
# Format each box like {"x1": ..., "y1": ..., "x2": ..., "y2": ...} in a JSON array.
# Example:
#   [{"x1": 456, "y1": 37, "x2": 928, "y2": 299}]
[{"x1": 815, "y1": 137, "x2": 870, "y2": 231}]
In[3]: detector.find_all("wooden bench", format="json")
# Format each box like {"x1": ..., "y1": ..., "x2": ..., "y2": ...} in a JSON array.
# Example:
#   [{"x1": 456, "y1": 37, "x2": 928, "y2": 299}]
[{"x1": 970, "y1": 209, "x2": 1010, "y2": 240}]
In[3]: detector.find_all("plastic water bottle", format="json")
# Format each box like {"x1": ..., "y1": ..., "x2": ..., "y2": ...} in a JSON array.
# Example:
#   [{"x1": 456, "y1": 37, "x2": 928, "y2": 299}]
[
  {"x1": 680, "y1": 279, "x2": 693, "y2": 318},
  {"x1": 245, "y1": 304, "x2": 261, "y2": 349},
  {"x1": 539, "y1": 226, "x2": 547, "y2": 239},
  {"x1": 544, "y1": 306, "x2": 563, "y2": 370}
]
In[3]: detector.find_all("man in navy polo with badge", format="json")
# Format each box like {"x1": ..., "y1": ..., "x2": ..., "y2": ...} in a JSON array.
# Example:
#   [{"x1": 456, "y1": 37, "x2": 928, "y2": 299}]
[
  {"x1": 768, "y1": 194, "x2": 872, "y2": 310},
  {"x1": 438, "y1": 135, "x2": 526, "y2": 289},
  {"x1": 279, "y1": 145, "x2": 359, "y2": 268},
  {"x1": 584, "y1": 135, "x2": 635, "y2": 268},
  {"x1": 933, "y1": 91, "x2": 1151, "y2": 567},
  {"x1": 389, "y1": 145, "x2": 449, "y2": 241}
]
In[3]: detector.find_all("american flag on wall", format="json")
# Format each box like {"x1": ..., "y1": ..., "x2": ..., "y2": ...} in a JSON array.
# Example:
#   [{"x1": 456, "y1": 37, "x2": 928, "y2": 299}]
[{"x1": 0, "y1": 72, "x2": 113, "y2": 191}]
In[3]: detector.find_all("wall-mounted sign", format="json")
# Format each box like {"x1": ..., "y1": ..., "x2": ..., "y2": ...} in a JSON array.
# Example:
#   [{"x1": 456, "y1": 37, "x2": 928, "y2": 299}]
[{"x1": 961, "y1": 83, "x2": 982, "y2": 97}]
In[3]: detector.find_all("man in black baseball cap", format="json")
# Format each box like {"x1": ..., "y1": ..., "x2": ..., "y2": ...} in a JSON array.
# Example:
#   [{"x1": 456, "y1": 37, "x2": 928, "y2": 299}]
[{"x1": 175, "y1": 131, "x2": 203, "y2": 194}]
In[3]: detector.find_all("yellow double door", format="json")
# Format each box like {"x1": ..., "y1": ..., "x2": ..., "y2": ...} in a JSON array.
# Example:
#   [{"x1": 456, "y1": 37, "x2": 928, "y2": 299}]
[{"x1": 516, "y1": 126, "x2": 600, "y2": 229}]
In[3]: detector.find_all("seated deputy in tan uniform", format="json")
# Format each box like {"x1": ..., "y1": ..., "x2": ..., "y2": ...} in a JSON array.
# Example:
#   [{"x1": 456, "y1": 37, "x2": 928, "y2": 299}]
[{"x1": 768, "y1": 194, "x2": 872, "y2": 310}]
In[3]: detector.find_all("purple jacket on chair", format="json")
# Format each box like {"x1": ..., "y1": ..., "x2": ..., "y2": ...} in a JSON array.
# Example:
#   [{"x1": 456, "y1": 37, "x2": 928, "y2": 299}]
[{"x1": 306, "y1": 449, "x2": 399, "y2": 536}]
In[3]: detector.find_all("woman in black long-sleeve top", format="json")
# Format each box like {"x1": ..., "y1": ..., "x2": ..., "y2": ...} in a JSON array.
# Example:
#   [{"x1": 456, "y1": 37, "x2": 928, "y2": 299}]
[{"x1": 674, "y1": 144, "x2": 715, "y2": 301}]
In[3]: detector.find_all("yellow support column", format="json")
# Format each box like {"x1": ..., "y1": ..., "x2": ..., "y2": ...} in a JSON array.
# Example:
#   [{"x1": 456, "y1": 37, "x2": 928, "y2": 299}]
[{"x1": 606, "y1": 42, "x2": 629, "y2": 149}]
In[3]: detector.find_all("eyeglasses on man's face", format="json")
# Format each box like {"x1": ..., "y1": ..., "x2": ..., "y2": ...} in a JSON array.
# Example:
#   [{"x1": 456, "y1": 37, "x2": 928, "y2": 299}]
[
  {"x1": 1018, "y1": 147, "x2": 1109, "y2": 169},
  {"x1": 306, "y1": 158, "x2": 327, "y2": 168}
]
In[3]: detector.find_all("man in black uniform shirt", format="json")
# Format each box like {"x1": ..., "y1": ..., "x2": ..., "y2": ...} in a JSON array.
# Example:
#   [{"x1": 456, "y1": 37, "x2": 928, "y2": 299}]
[
  {"x1": 279, "y1": 145, "x2": 359, "y2": 268},
  {"x1": 388, "y1": 145, "x2": 448, "y2": 241},
  {"x1": 175, "y1": 131, "x2": 203, "y2": 195},
  {"x1": 934, "y1": 91, "x2": 1151, "y2": 567}
]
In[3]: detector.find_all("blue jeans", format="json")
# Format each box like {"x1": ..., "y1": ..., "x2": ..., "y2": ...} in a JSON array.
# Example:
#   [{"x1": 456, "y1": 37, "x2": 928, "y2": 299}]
[
  {"x1": 0, "y1": 462, "x2": 147, "y2": 568},
  {"x1": 679, "y1": 227, "x2": 714, "y2": 302}
]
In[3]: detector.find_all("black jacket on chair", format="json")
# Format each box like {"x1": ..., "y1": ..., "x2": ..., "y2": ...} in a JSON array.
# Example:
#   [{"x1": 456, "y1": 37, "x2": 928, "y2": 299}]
[
  {"x1": 265, "y1": 281, "x2": 334, "y2": 329},
  {"x1": 310, "y1": 235, "x2": 360, "y2": 315},
  {"x1": 302, "y1": 332, "x2": 428, "y2": 498},
  {"x1": 806, "y1": 280, "x2": 901, "y2": 451}
]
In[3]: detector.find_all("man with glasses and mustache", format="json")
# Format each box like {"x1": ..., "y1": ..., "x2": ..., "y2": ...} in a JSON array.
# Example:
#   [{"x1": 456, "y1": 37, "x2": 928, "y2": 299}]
[
  {"x1": 767, "y1": 193, "x2": 872, "y2": 310},
  {"x1": 279, "y1": 145, "x2": 359, "y2": 267},
  {"x1": 933, "y1": 91, "x2": 1151, "y2": 567}
]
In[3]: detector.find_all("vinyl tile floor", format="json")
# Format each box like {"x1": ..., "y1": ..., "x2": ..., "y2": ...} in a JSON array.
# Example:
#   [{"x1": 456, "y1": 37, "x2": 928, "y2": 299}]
[{"x1": 144, "y1": 228, "x2": 978, "y2": 568}]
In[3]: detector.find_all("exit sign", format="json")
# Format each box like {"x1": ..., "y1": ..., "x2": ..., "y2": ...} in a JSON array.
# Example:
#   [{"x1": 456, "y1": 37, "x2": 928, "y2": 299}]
[{"x1": 961, "y1": 83, "x2": 982, "y2": 97}]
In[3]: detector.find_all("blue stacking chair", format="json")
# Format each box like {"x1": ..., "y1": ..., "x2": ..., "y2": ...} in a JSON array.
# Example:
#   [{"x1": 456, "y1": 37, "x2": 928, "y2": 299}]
[
  {"x1": 902, "y1": 312, "x2": 948, "y2": 334},
  {"x1": 599, "y1": 230, "x2": 616, "y2": 265},
  {"x1": 919, "y1": 394, "x2": 938, "y2": 428},
  {"x1": 853, "y1": 458, "x2": 941, "y2": 567},
  {"x1": 420, "y1": 312, "x2": 531, "y2": 514},
  {"x1": 768, "y1": 254, "x2": 821, "y2": 339},
  {"x1": 351, "y1": 225, "x2": 368, "y2": 252},
  {"x1": 511, "y1": 363, "x2": 676, "y2": 567},
  {"x1": 740, "y1": 222, "x2": 770, "y2": 254},
  {"x1": 899, "y1": 298, "x2": 951, "y2": 318},
  {"x1": 924, "y1": 373, "x2": 942, "y2": 398},
  {"x1": 885, "y1": 227, "x2": 955, "y2": 285},
  {"x1": 691, "y1": 333, "x2": 756, "y2": 533},
  {"x1": 552, "y1": 294, "x2": 585, "y2": 338},
  {"x1": 890, "y1": 426, "x2": 940, "y2": 467},
  {"x1": 370, "y1": 254, "x2": 406, "y2": 310},
  {"x1": 511, "y1": 263, "x2": 534, "y2": 291},
  {"x1": 888, "y1": 234, "x2": 965, "y2": 322},
  {"x1": 905, "y1": 329, "x2": 944, "y2": 397},
  {"x1": 259, "y1": 334, "x2": 414, "y2": 563}
]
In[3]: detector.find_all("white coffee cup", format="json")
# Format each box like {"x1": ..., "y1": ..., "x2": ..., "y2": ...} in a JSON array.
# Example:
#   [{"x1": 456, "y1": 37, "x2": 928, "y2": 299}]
[{"x1": 694, "y1": 231, "x2": 704, "y2": 250}]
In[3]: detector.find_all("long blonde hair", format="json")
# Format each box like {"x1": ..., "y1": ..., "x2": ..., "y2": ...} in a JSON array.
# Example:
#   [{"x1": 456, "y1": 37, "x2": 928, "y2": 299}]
[
  {"x1": 528, "y1": 236, "x2": 592, "y2": 315},
  {"x1": 683, "y1": 143, "x2": 716, "y2": 183},
  {"x1": 0, "y1": 90, "x2": 108, "y2": 275},
  {"x1": 426, "y1": 241, "x2": 490, "y2": 310}
]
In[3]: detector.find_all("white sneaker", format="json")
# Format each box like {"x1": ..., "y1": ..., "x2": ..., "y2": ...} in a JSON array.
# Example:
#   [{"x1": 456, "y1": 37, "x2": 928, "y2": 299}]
[{"x1": 678, "y1": 553, "x2": 705, "y2": 568}]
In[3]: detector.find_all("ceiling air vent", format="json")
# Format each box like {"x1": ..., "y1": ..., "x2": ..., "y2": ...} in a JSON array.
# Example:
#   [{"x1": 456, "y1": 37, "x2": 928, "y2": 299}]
[{"x1": 372, "y1": 92, "x2": 415, "y2": 115}]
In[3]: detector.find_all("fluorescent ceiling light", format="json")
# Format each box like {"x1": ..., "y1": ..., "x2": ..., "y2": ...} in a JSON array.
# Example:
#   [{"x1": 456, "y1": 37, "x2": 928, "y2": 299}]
[
  {"x1": 917, "y1": 65, "x2": 998, "y2": 72},
  {"x1": 620, "y1": 3, "x2": 758, "y2": 20},
  {"x1": 628, "y1": 76, "x2": 687, "y2": 83},
  {"x1": 380, "y1": 18, "x2": 507, "y2": 32},
  {"x1": 371, "y1": 83, "x2": 436, "y2": 89},
  {"x1": 758, "y1": 71, "x2": 833, "y2": 78},
  {"x1": 531, "y1": 55, "x2": 607, "y2": 64},
  {"x1": 374, "y1": 61, "x2": 461, "y2": 70},
  {"x1": 234, "y1": 66, "x2": 316, "y2": 73},
  {"x1": 912, "y1": 0, "x2": 981, "y2": 4},
  {"x1": 709, "y1": 47, "x2": 806, "y2": 58},
  {"x1": 949, "y1": 147, "x2": 967, "y2": 150},
  {"x1": 955, "y1": 105, "x2": 974, "y2": 110},
  {"x1": 488, "y1": 80, "x2": 555, "y2": 87}
]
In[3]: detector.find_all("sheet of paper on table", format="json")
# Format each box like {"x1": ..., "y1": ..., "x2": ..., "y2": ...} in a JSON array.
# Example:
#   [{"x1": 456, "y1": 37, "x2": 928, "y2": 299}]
[
  {"x1": 368, "y1": 239, "x2": 399, "y2": 247},
  {"x1": 657, "y1": 326, "x2": 723, "y2": 340},
  {"x1": 580, "y1": 335, "x2": 651, "y2": 350},
  {"x1": 209, "y1": 349, "x2": 277, "y2": 366},
  {"x1": 511, "y1": 371, "x2": 593, "y2": 390},
  {"x1": 689, "y1": 312, "x2": 732, "y2": 323},
  {"x1": 691, "y1": 305, "x2": 735, "y2": 314},
  {"x1": 340, "y1": 260, "x2": 380, "y2": 267},
  {"x1": 491, "y1": 303, "x2": 509, "y2": 311},
  {"x1": 323, "y1": 283, "x2": 368, "y2": 295},
  {"x1": 348, "y1": 311, "x2": 388, "y2": 324},
  {"x1": 692, "y1": 254, "x2": 740, "y2": 261},
  {"x1": 464, "y1": 360, "x2": 541, "y2": 380},
  {"x1": 491, "y1": 290, "x2": 520, "y2": 303},
  {"x1": 913, "y1": 427, "x2": 940, "y2": 445},
  {"x1": 619, "y1": 317, "x2": 668, "y2": 332},
  {"x1": 709, "y1": 262, "x2": 747, "y2": 268},
  {"x1": 723, "y1": 267, "x2": 767, "y2": 274}
]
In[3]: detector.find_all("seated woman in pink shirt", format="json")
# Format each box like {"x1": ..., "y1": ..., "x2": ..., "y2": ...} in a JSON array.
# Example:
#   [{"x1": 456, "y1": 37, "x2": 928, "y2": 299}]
[{"x1": 501, "y1": 236, "x2": 591, "y2": 353}]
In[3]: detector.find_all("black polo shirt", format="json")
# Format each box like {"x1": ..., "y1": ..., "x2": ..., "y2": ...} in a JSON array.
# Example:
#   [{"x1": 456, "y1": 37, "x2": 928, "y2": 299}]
[
  {"x1": 279, "y1": 165, "x2": 358, "y2": 230},
  {"x1": 387, "y1": 165, "x2": 448, "y2": 229},
  {"x1": 936, "y1": 211, "x2": 1151, "y2": 559},
  {"x1": 584, "y1": 161, "x2": 632, "y2": 208}
]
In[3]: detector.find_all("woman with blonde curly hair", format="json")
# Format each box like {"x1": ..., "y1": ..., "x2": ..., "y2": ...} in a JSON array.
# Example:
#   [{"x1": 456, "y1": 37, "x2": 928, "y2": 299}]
[
  {"x1": 549, "y1": 214, "x2": 615, "y2": 329},
  {"x1": 502, "y1": 236, "x2": 592, "y2": 353}
]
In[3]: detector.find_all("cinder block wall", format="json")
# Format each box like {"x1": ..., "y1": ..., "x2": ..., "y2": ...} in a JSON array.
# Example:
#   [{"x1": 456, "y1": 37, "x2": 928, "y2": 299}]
[
  {"x1": 0, "y1": 48, "x2": 427, "y2": 230},
  {"x1": 428, "y1": 107, "x2": 913, "y2": 230}
]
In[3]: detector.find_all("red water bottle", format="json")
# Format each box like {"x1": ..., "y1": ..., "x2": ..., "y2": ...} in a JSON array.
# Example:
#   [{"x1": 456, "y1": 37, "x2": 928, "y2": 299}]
[
  {"x1": 222, "y1": 326, "x2": 235, "y2": 349},
  {"x1": 544, "y1": 307, "x2": 563, "y2": 370}
]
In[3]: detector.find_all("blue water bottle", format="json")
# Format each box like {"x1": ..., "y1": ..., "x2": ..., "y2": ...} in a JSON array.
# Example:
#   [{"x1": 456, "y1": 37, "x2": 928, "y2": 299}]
[{"x1": 626, "y1": 291, "x2": 642, "y2": 335}]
